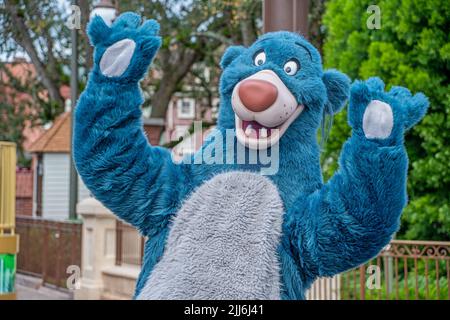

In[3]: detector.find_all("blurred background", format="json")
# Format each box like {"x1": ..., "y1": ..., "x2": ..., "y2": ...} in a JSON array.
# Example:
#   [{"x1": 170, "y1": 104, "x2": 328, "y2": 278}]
[{"x1": 0, "y1": 0, "x2": 448, "y2": 300}]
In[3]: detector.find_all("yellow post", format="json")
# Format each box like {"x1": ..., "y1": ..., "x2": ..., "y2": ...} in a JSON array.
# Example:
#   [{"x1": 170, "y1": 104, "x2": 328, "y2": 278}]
[{"x1": 0, "y1": 142, "x2": 19, "y2": 300}]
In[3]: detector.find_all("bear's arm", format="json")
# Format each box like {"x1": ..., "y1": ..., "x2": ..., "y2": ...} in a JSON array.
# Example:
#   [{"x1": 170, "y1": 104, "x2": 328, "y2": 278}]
[
  {"x1": 291, "y1": 135, "x2": 407, "y2": 278},
  {"x1": 73, "y1": 14, "x2": 193, "y2": 236},
  {"x1": 74, "y1": 79, "x2": 191, "y2": 236},
  {"x1": 287, "y1": 78, "x2": 428, "y2": 278}
]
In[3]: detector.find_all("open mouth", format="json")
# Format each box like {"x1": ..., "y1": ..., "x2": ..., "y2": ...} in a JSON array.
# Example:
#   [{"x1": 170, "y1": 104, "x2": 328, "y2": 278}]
[
  {"x1": 242, "y1": 120, "x2": 275, "y2": 139},
  {"x1": 235, "y1": 105, "x2": 304, "y2": 150}
]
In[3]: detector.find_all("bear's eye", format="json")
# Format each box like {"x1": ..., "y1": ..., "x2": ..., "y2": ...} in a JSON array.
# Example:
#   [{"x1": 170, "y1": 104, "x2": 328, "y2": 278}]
[
  {"x1": 253, "y1": 51, "x2": 266, "y2": 66},
  {"x1": 283, "y1": 59, "x2": 300, "y2": 76}
]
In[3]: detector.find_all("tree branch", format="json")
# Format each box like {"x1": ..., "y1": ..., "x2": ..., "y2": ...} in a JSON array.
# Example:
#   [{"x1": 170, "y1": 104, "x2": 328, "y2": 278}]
[
  {"x1": 4, "y1": 0, "x2": 64, "y2": 108},
  {"x1": 191, "y1": 31, "x2": 234, "y2": 46}
]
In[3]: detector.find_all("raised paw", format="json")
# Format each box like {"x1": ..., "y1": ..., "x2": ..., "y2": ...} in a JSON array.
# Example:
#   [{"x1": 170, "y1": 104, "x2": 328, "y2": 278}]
[
  {"x1": 348, "y1": 77, "x2": 429, "y2": 143},
  {"x1": 87, "y1": 12, "x2": 161, "y2": 82}
]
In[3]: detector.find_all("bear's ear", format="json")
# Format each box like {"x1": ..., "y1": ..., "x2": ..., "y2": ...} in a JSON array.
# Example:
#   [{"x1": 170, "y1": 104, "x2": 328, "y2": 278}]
[
  {"x1": 220, "y1": 46, "x2": 246, "y2": 69},
  {"x1": 322, "y1": 69, "x2": 351, "y2": 115}
]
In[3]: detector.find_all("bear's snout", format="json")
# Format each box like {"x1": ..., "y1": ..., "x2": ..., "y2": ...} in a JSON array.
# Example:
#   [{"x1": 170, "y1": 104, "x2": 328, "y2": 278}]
[
  {"x1": 231, "y1": 69, "x2": 302, "y2": 149},
  {"x1": 238, "y1": 79, "x2": 278, "y2": 112}
]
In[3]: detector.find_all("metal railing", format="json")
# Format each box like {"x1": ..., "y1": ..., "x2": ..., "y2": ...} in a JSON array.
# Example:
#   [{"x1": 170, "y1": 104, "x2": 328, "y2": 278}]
[
  {"x1": 115, "y1": 220, "x2": 144, "y2": 266},
  {"x1": 113, "y1": 217, "x2": 449, "y2": 301},
  {"x1": 340, "y1": 240, "x2": 449, "y2": 300},
  {"x1": 15, "y1": 216, "x2": 82, "y2": 289},
  {"x1": 307, "y1": 276, "x2": 340, "y2": 300}
]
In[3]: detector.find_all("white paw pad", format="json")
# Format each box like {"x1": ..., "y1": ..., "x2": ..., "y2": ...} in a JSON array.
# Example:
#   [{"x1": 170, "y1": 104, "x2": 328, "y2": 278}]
[
  {"x1": 100, "y1": 39, "x2": 136, "y2": 77},
  {"x1": 362, "y1": 100, "x2": 393, "y2": 139}
]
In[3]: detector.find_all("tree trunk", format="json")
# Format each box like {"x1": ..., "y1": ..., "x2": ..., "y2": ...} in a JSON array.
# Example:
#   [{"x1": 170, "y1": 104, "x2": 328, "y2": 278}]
[
  {"x1": 150, "y1": 49, "x2": 200, "y2": 118},
  {"x1": 151, "y1": 77, "x2": 178, "y2": 119},
  {"x1": 240, "y1": 18, "x2": 257, "y2": 47}
]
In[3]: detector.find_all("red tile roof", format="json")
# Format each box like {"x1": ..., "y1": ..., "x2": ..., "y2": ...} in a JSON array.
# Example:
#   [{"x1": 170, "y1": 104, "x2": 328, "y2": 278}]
[
  {"x1": 28, "y1": 112, "x2": 71, "y2": 153},
  {"x1": 28, "y1": 111, "x2": 164, "y2": 153}
]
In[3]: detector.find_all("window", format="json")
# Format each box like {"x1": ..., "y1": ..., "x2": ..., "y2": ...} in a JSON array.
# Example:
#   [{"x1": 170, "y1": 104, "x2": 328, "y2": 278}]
[{"x1": 177, "y1": 98, "x2": 195, "y2": 119}]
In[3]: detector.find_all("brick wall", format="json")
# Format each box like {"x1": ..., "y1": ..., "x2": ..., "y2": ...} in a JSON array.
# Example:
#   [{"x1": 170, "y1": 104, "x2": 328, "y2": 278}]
[
  {"x1": 143, "y1": 124, "x2": 163, "y2": 145},
  {"x1": 16, "y1": 168, "x2": 33, "y2": 216}
]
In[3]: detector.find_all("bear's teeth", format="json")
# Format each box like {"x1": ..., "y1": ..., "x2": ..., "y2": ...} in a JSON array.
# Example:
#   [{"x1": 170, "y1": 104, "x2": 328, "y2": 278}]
[
  {"x1": 260, "y1": 128, "x2": 268, "y2": 138},
  {"x1": 245, "y1": 125, "x2": 255, "y2": 137}
]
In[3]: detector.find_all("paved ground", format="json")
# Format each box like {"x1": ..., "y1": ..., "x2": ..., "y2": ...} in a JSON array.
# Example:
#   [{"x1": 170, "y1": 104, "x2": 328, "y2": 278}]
[
  {"x1": 16, "y1": 284, "x2": 72, "y2": 300},
  {"x1": 15, "y1": 273, "x2": 73, "y2": 300}
]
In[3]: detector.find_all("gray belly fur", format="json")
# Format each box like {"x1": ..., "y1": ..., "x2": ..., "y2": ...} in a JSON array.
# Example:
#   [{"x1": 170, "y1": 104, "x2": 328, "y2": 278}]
[{"x1": 137, "y1": 171, "x2": 284, "y2": 300}]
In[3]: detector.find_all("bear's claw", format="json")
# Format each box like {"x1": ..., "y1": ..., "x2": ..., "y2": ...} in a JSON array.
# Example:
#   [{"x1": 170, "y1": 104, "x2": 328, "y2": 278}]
[
  {"x1": 88, "y1": 12, "x2": 161, "y2": 82},
  {"x1": 349, "y1": 77, "x2": 429, "y2": 143}
]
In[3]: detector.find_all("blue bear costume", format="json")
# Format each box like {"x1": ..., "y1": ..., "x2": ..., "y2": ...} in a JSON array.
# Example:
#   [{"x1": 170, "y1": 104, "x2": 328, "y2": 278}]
[{"x1": 74, "y1": 13, "x2": 428, "y2": 300}]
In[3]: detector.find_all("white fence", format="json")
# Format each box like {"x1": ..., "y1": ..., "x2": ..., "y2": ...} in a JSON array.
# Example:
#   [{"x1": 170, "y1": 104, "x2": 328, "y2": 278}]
[{"x1": 306, "y1": 275, "x2": 340, "y2": 300}]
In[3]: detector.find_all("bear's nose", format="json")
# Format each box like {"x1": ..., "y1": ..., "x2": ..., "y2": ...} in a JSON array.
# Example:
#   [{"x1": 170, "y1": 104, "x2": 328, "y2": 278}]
[{"x1": 238, "y1": 79, "x2": 278, "y2": 112}]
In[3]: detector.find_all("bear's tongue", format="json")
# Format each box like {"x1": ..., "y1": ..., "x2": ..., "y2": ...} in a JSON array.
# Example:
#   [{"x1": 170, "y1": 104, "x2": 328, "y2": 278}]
[{"x1": 242, "y1": 120, "x2": 274, "y2": 138}]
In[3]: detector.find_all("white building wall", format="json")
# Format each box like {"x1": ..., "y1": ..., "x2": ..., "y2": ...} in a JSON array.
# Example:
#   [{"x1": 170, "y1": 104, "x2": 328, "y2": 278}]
[{"x1": 41, "y1": 153, "x2": 91, "y2": 220}]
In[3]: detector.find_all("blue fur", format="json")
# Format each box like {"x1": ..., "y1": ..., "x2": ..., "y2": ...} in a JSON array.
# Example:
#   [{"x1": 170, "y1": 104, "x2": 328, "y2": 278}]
[{"x1": 74, "y1": 13, "x2": 429, "y2": 300}]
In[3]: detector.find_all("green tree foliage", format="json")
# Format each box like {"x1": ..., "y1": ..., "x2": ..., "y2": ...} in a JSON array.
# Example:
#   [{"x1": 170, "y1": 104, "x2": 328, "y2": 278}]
[{"x1": 321, "y1": 0, "x2": 450, "y2": 240}]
